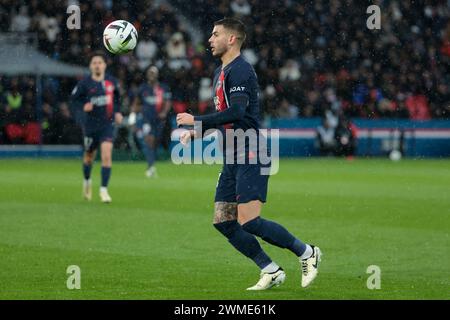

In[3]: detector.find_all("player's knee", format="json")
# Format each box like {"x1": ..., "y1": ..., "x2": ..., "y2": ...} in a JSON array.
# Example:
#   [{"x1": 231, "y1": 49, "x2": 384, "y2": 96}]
[
  {"x1": 102, "y1": 153, "x2": 112, "y2": 160},
  {"x1": 241, "y1": 216, "x2": 261, "y2": 235},
  {"x1": 145, "y1": 135, "x2": 155, "y2": 148},
  {"x1": 213, "y1": 220, "x2": 238, "y2": 238},
  {"x1": 213, "y1": 202, "x2": 237, "y2": 224},
  {"x1": 101, "y1": 150, "x2": 112, "y2": 163},
  {"x1": 84, "y1": 153, "x2": 94, "y2": 164}
]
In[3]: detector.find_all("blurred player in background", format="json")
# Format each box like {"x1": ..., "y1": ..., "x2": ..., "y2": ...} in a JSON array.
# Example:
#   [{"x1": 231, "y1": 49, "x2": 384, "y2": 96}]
[
  {"x1": 177, "y1": 18, "x2": 321, "y2": 290},
  {"x1": 70, "y1": 52, "x2": 123, "y2": 203},
  {"x1": 133, "y1": 66, "x2": 171, "y2": 178}
]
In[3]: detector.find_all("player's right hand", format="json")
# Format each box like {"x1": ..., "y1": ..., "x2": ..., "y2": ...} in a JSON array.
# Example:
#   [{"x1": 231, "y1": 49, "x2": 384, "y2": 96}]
[
  {"x1": 83, "y1": 102, "x2": 94, "y2": 112},
  {"x1": 180, "y1": 129, "x2": 194, "y2": 146}
]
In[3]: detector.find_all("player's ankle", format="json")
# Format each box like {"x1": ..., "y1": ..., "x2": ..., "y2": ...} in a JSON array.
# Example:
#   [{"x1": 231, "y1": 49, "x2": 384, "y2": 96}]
[
  {"x1": 261, "y1": 262, "x2": 280, "y2": 274},
  {"x1": 300, "y1": 244, "x2": 313, "y2": 260}
]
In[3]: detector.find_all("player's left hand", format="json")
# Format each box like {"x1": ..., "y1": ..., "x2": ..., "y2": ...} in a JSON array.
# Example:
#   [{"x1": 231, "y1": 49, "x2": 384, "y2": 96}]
[
  {"x1": 180, "y1": 129, "x2": 194, "y2": 145},
  {"x1": 176, "y1": 113, "x2": 194, "y2": 126},
  {"x1": 115, "y1": 112, "x2": 123, "y2": 125}
]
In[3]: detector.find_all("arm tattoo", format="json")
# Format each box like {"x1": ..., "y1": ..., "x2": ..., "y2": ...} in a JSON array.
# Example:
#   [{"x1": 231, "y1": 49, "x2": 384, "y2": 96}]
[{"x1": 213, "y1": 201, "x2": 237, "y2": 223}]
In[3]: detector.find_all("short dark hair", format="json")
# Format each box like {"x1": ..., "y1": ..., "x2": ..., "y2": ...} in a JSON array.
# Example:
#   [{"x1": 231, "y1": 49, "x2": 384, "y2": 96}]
[
  {"x1": 89, "y1": 51, "x2": 107, "y2": 63},
  {"x1": 214, "y1": 18, "x2": 246, "y2": 45},
  {"x1": 145, "y1": 65, "x2": 159, "y2": 74}
]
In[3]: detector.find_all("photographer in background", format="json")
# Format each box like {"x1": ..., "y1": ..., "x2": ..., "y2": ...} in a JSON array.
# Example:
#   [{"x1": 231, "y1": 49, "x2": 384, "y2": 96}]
[
  {"x1": 334, "y1": 116, "x2": 357, "y2": 158},
  {"x1": 316, "y1": 118, "x2": 336, "y2": 156}
]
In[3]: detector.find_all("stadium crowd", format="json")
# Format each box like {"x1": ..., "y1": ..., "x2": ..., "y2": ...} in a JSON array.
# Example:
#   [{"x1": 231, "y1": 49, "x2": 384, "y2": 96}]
[{"x1": 1, "y1": 0, "x2": 450, "y2": 145}]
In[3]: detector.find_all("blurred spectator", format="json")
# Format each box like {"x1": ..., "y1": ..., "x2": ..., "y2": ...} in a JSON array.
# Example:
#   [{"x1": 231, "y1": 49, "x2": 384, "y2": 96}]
[
  {"x1": 405, "y1": 93, "x2": 431, "y2": 120},
  {"x1": 166, "y1": 32, "x2": 186, "y2": 59},
  {"x1": 334, "y1": 117, "x2": 357, "y2": 157},
  {"x1": 230, "y1": 0, "x2": 251, "y2": 16},
  {"x1": 275, "y1": 98, "x2": 299, "y2": 119},
  {"x1": 377, "y1": 99, "x2": 395, "y2": 118},
  {"x1": 2, "y1": 80, "x2": 40, "y2": 144},
  {"x1": 40, "y1": 16, "x2": 60, "y2": 43},
  {"x1": 316, "y1": 118, "x2": 336, "y2": 156},
  {"x1": 430, "y1": 84, "x2": 450, "y2": 117},
  {"x1": 316, "y1": 115, "x2": 357, "y2": 157},
  {"x1": 279, "y1": 60, "x2": 301, "y2": 82},
  {"x1": 10, "y1": 5, "x2": 30, "y2": 32},
  {"x1": 4, "y1": 79, "x2": 23, "y2": 120},
  {"x1": 40, "y1": 102, "x2": 53, "y2": 143},
  {"x1": 136, "y1": 33, "x2": 158, "y2": 70},
  {"x1": 166, "y1": 32, "x2": 191, "y2": 70}
]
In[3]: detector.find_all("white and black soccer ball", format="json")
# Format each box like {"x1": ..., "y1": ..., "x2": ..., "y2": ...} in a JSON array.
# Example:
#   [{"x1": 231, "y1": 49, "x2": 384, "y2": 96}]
[
  {"x1": 389, "y1": 150, "x2": 402, "y2": 161},
  {"x1": 103, "y1": 20, "x2": 138, "y2": 54}
]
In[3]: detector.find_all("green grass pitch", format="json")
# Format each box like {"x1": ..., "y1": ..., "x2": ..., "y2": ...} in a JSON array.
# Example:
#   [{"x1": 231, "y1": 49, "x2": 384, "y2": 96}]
[{"x1": 0, "y1": 158, "x2": 449, "y2": 299}]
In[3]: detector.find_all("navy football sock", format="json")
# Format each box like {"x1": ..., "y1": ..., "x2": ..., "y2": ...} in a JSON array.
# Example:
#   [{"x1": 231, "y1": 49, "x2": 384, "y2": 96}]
[
  {"x1": 83, "y1": 163, "x2": 92, "y2": 180},
  {"x1": 143, "y1": 144, "x2": 156, "y2": 168},
  {"x1": 214, "y1": 220, "x2": 272, "y2": 269},
  {"x1": 101, "y1": 166, "x2": 111, "y2": 187},
  {"x1": 242, "y1": 217, "x2": 307, "y2": 257}
]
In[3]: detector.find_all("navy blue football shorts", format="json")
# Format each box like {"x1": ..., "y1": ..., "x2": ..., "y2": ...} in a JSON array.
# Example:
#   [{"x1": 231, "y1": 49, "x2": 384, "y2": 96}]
[
  {"x1": 214, "y1": 162, "x2": 271, "y2": 204},
  {"x1": 83, "y1": 125, "x2": 113, "y2": 153},
  {"x1": 142, "y1": 119, "x2": 163, "y2": 138}
]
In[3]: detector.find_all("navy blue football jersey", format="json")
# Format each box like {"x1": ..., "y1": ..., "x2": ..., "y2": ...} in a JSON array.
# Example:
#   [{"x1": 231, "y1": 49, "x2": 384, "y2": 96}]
[
  {"x1": 212, "y1": 55, "x2": 260, "y2": 131},
  {"x1": 71, "y1": 75, "x2": 121, "y2": 132},
  {"x1": 137, "y1": 82, "x2": 171, "y2": 122}
]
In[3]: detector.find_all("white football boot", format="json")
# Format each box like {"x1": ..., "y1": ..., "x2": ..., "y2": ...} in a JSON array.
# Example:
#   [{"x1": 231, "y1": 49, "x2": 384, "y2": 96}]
[
  {"x1": 99, "y1": 187, "x2": 112, "y2": 203},
  {"x1": 83, "y1": 179, "x2": 92, "y2": 201},
  {"x1": 300, "y1": 245, "x2": 322, "y2": 288},
  {"x1": 145, "y1": 166, "x2": 158, "y2": 178},
  {"x1": 246, "y1": 267, "x2": 286, "y2": 291}
]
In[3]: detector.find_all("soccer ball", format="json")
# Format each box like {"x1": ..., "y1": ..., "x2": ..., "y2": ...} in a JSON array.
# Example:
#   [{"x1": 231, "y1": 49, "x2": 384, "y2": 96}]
[
  {"x1": 103, "y1": 20, "x2": 138, "y2": 54},
  {"x1": 389, "y1": 150, "x2": 402, "y2": 161}
]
